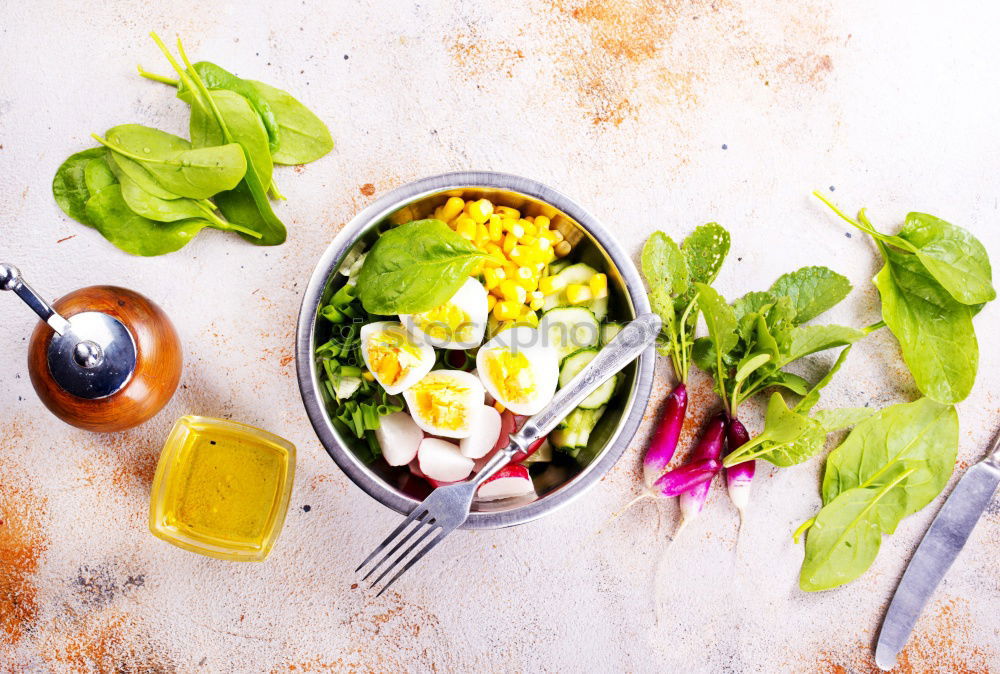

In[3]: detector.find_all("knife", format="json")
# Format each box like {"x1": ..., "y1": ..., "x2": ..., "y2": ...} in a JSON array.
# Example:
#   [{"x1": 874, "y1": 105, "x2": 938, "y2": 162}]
[{"x1": 874, "y1": 431, "x2": 1000, "y2": 670}]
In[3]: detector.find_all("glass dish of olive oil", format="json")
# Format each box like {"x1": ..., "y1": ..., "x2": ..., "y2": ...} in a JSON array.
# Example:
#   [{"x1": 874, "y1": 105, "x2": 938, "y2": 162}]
[{"x1": 149, "y1": 416, "x2": 295, "y2": 561}]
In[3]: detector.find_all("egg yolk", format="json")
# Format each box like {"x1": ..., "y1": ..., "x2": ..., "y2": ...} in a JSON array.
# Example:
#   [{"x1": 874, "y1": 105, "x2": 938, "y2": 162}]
[
  {"x1": 411, "y1": 378, "x2": 471, "y2": 431},
  {"x1": 485, "y1": 349, "x2": 535, "y2": 404},
  {"x1": 367, "y1": 330, "x2": 422, "y2": 386},
  {"x1": 416, "y1": 303, "x2": 473, "y2": 343}
]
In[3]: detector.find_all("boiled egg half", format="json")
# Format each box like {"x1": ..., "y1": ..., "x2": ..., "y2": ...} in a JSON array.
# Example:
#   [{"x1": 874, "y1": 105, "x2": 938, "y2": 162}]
[
  {"x1": 402, "y1": 369, "x2": 485, "y2": 438},
  {"x1": 476, "y1": 326, "x2": 559, "y2": 415},
  {"x1": 400, "y1": 277, "x2": 488, "y2": 349},
  {"x1": 359, "y1": 321, "x2": 435, "y2": 395}
]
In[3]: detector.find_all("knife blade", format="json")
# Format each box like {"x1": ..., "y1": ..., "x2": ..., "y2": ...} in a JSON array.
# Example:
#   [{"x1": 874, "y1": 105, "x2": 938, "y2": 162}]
[{"x1": 874, "y1": 433, "x2": 1000, "y2": 670}]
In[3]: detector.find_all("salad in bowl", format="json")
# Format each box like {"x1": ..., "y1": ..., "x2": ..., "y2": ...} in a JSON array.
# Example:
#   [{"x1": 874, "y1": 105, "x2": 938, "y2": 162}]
[{"x1": 297, "y1": 173, "x2": 653, "y2": 527}]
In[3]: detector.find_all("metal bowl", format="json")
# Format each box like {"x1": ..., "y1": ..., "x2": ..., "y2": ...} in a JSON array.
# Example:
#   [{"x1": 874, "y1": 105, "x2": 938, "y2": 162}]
[{"x1": 296, "y1": 172, "x2": 654, "y2": 528}]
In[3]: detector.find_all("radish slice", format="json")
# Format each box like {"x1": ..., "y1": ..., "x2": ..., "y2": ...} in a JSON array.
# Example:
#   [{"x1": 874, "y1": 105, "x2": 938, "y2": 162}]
[
  {"x1": 460, "y1": 406, "x2": 502, "y2": 459},
  {"x1": 477, "y1": 464, "x2": 535, "y2": 501},
  {"x1": 418, "y1": 438, "x2": 474, "y2": 482},
  {"x1": 376, "y1": 411, "x2": 424, "y2": 466}
]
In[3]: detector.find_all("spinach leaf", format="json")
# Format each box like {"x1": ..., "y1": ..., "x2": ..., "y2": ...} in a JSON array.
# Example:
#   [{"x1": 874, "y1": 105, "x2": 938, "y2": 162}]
[
  {"x1": 874, "y1": 247, "x2": 978, "y2": 403},
  {"x1": 356, "y1": 219, "x2": 487, "y2": 314},
  {"x1": 106, "y1": 151, "x2": 182, "y2": 201},
  {"x1": 897, "y1": 212, "x2": 994, "y2": 304},
  {"x1": 248, "y1": 79, "x2": 334, "y2": 165},
  {"x1": 769, "y1": 266, "x2": 851, "y2": 324},
  {"x1": 212, "y1": 182, "x2": 285, "y2": 245},
  {"x1": 181, "y1": 62, "x2": 281, "y2": 153},
  {"x1": 188, "y1": 89, "x2": 273, "y2": 189},
  {"x1": 84, "y1": 184, "x2": 207, "y2": 256},
  {"x1": 83, "y1": 157, "x2": 117, "y2": 194},
  {"x1": 813, "y1": 407, "x2": 876, "y2": 433},
  {"x1": 95, "y1": 124, "x2": 246, "y2": 200},
  {"x1": 821, "y1": 396, "x2": 958, "y2": 516},
  {"x1": 52, "y1": 147, "x2": 106, "y2": 225},
  {"x1": 799, "y1": 463, "x2": 916, "y2": 592}
]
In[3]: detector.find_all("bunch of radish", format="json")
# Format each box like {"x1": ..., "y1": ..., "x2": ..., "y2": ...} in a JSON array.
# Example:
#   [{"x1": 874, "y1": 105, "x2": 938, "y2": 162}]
[
  {"x1": 638, "y1": 226, "x2": 861, "y2": 533},
  {"x1": 376, "y1": 406, "x2": 545, "y2": 501}
]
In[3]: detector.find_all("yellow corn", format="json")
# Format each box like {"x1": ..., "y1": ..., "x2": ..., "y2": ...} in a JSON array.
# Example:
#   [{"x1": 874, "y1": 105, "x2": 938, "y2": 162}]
[
  {"x1": 485, "y1": 242, "x2": 504, "y2": 257},
  {"x1": 495, "y1": 206, "x2": 520, "y2": 220},
  {"x1": 456, "y1": 218, "x2": 477, "y2": 240},
  {"x1": 515, "y1": 275, "x2": 538, "y2": 293},
  {"x1": 554, "y1": 240, "x2": 572, "y2": 258},
  {"x1": 483, "y1": 267, "x2": 503, "y2": 290},
  {"x1": 529, "y1": 291, "x2": 545, "y2": 311},
  {"x1": 534, "y1": 215, "x2": 550, "y2": 230},
  {"x1": 498, "y1": 280, "x2": 527, "y2": 304},
  {"x1": 552, "y1": 229, "x2": 565, "y2": 243},
  {"x1": 539, "y1": 229, "x2": 558, "y2": 243},
  {"x1": 440, "y1": 196, "x2": 465, "y2": 222},
  {"x1": 566, "y1": 284, "x2": 593, "y2": 305},
  {"x1": 493, "y1": 300, "x2": 521, "y2": 321},
  {"x1": 508, "y1": 222, "x2": 525, "y2": 239},
  {"x1": 362, "y1": 371, "x2": 375, "y2": 382},
  {"x1": 475, "y1": 224, "x2": 491, "y2": 247},
  {"x1": 535, "y1": 236, "x2": 551, "y2": 252},
  {"x1": 589, "y1": 273, "x2": 609, "y2": 299},
  {"x1": 502, "y1": 233, "x2": 517, "y2": 254},
  {"x1": 539, "y1": 274, "x2": 567, "y2": 296},
  {"x1": 509, "y1": 245, "x2": 534, "y2": 266},
  {"x1": 487, "y1": 215, "x2": 503, "y2": 242},
  {"x1": 486, "y1": 294, "x2": 497, "y2": 311},
  {"x1": 466, "y1": 199, "x2": 494, "y2": 224},
  {"x1": 433, "y1": 206, "x2": 446, "y2": 221}
]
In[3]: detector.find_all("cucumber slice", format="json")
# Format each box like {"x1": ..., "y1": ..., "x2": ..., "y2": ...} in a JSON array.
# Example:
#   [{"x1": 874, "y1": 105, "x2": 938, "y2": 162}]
[
  {"x1": 539, "y1": 306, "x2": 600, "y2": 359},
  {"x1": 550, "y1": 406, "x2": 607, "y2": 457},
  {"x1": 559, "y1": 348, "x2": 617, "y2": 409},
  {"x1": 600, "y1": 321, "x2": 623, "y2": 345},
  {"x1": 547, "y1": 259, "x2": 572, "y2": 275}
]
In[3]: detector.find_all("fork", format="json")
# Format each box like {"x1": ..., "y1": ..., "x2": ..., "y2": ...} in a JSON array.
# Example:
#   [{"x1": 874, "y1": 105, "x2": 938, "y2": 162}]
[{"x1": 357, "y1": 311, "x2": 662, "y2": 595}]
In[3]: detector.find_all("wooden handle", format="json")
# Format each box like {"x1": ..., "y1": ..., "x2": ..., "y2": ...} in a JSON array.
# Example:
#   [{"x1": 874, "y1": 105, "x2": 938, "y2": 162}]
[{"x1": 27, "y1": 286, "x2": 182, "y2": 432}]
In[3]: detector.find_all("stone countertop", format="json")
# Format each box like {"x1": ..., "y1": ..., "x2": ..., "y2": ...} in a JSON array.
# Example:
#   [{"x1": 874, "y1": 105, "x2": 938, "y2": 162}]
[{"x1": 1, "y1": 0, "x2": 998, "y2": 671}]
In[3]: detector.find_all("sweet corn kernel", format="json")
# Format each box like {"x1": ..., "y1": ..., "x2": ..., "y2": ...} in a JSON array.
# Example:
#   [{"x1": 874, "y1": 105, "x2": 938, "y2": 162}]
[
  {"x1": 534, "y1": 215, "x2": 550, "y2": 230},
  {"x1": 516, "y1": 275, "x2": 538, "y2": 293},
  {"x1": 440, "y1": 196, "x2": 465, "y2": 222},
  {"x1": 466, "y1": 199, "x2": 494, "y2": 224},
  {"x1": 520, "y1": 234, "x2": 537, "y2": 245},
  {"x1": 488, "y1": 216, "x2": 504, "y2": 242},
  {"x1": 502, "y1": 233, "x2": 517, "y2": 254},
  {"x1": 483, "y1": 267, "x2": 503, "y2": 290},
  {"x1": 509, "y1": 245, "x2": 532, "y2": 265},
  {"x1": 529, "y1": 291, "x2": 545, "y2": 311},
  {"x1": 475, "y1": 224, "x2": 491, "y2": 247},
  {"x1": 589, "y1": 273, "x2": 609, "y2": 299},
  {"x1": 456, "y1": 218, "x2": 477, "y2": 240},
  {"x1": 539, "y1": 229, "x2": 558, "y2": 243},
  {"x1": 515, "y1": 266, "x2": 534, "y2": 281},
  {"x1": 536, "y1": 236, "x2": 552, "y2": 252},
  {"x1": 493, "y1": 401, "x2": 507, "y2": 413},
  {"x1": 502, "y1": 262, "x2": 519, "y2": 279},
  {"x1": 566, "y1": 284, "x2": 593, "y2": 304},
  {"x1": 362, "y1": 371, "x2": 375, "y2": 382},
  {"x1": 521, "y1": 220, "x2": 537, "y2": 236},
  {"x1": 498, "y1": 280, "x2": 527, "y2": 304},
  {"x1": 535, "y1": 261, "x2": 547, "y2": 272},
  {"x1": 508, "y1": 222, "x2": 525, "y2": 239},
  {"x1": 487, "y1": 294, "x2": 497, "y2": 311},
  {"x1": 554, "y1": 240, "x2": 572, "y2": 258},
  {"x1": 485, "y1": 242, "x2": 504, "y2": 257},
  {"x1": 493, "y1": 300, "x2": 521, "y2": 321},
  {"x1": 539, "y1": 274, "x2": 568, "y2": 295},
  {"x1": 433, "y1": 206, "x2": 446, "y2": 221},
  {"x1": 495, "y1": 206, "x2": 520, "y2": 220},
  {"x1": 552, "y1": 229, "x2": 565, "y2": 243}
]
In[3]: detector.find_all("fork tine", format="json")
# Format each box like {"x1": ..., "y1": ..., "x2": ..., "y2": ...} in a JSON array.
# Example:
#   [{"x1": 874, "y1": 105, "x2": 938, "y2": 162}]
[
  {"x1": 375, "y1": 528, "x2": 450, "y2": 597},
  {"x1": 369, "y1": 522, "x2": 440, "y2": 589},
  {"x1": 355, "y1": 507, "x2": 428, "y2": 573},
  {"x1": 360, "y1": 513, "x2": 434, "y2": 581}
]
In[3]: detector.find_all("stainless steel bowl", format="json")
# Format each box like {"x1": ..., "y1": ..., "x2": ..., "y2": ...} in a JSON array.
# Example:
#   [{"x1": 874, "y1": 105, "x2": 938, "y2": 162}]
[{"x1": 296, "y1": 172, "x2": 654, "y2": 528}]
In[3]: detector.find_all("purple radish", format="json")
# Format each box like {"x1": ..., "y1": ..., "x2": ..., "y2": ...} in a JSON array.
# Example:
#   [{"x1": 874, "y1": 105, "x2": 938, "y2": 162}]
[
  {"x1": 724, "y1": 417, "x2": 754, "y2": 527},
  {"x1": 675, "y1": 413, "x2": 727, "y2": 536},
  {"x1": 652, "y1": 458, "x2": 722, "y2": 496},
  {"x1": 643, "y1": 383, "x2": 688, "y2": 488}
]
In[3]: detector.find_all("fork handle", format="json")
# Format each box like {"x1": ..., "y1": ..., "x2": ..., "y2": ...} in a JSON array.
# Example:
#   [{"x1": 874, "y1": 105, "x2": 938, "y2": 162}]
[{"x1": 472, "y1": 312, "x2": 662, "y2": 486}]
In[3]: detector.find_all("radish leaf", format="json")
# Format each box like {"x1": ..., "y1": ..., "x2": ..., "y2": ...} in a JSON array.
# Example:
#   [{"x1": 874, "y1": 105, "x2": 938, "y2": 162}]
[{"x1": 770, "y1": 266, "x2": 852, "y2": 324}]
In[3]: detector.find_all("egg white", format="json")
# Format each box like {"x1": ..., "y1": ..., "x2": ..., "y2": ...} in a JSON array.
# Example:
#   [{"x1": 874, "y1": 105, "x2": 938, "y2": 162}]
[
  {"x1": 475, "y1": 326, "x2": 559, "y2": 415},
  {"x1": 400, "y1": 277, "x2": 488, "y2": 350},
  {"x1": 359, "y1": 321, "x2": 435, "y2": 395}
]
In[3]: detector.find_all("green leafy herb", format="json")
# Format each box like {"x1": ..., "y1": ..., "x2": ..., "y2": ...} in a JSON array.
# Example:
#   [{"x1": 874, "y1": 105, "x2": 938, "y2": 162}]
[
  {"x1": 640, "y1": 225, "x2": 730, "y2": 384},
  {"x1": 769, "y1": 266, "x2": 852, "y2": 324},
  {"x1": 356, "y1": 219, "x2": 487, "y2": 315},
  {"x1": 84, "y1": 184, "x2": 208, "y2": 256},
  {"x1": 83, "y1": 157, "x2": 117, "y2": 194},
  {"x1": 52, "y1": 148, "x2": 107, "y2": 225},
  {"x1": 797, "y1": 397, "x2": 958, "y2": 591}
]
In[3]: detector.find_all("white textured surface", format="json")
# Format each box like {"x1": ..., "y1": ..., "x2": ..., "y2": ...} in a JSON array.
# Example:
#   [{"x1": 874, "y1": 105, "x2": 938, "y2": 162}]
[{"x1": 2, "y1": 1, "x2": 999, "y2": 671}]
